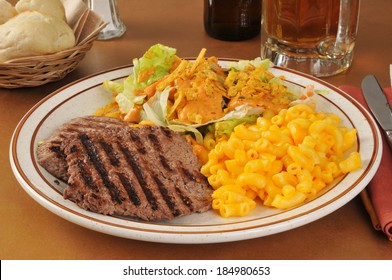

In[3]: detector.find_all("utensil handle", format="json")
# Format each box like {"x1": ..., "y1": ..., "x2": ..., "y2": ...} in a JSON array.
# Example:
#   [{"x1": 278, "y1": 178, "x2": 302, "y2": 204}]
[{"x1": 386, "y1": 130, "x2": 392, "y2": 151}]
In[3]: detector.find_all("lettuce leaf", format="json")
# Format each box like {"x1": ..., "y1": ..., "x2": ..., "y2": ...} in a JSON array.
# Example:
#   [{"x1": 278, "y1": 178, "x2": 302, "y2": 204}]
[
  {"x1": 102, "y1": 79, "x2": 124, "y2": 94},
  {"x1": 132, "y1": 43, "x2": 177, "y2": 90},
  {"x1": 208, "y1": 115, "x2": 259, "y2": 139},
  {"x1": 168, "y1": 124, "x2": 204, "y2": 144},
  {"x1": 228, "y1": 57, "x2": 273, "y2": 71},
  {"x1": 103, "y1": 75, "x2": 146, "y2": 114},
  {"x1": 140, "y1": 86, "x2": 171, "y2": 126}
]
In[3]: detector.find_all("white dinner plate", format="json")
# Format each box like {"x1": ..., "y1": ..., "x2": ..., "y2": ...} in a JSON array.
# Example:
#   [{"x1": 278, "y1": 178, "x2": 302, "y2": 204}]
[{"x1": 10, "y1": 61, "x2": 383, "y2": 244}]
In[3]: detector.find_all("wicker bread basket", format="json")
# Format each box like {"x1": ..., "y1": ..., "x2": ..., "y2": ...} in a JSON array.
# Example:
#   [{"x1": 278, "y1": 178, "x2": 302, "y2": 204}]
[{"x1": 0, "y1": 2, "x2": 106, "y2": 89}]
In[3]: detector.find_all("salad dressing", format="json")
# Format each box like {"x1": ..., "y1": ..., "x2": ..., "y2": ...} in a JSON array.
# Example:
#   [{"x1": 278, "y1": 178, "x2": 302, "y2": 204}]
[{"x1": 177, "y1": 84, "x2": 225, "y2": 124}]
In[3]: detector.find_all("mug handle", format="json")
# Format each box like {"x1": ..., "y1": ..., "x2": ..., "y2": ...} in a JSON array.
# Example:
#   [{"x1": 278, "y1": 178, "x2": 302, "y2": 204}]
[{"x1": 318, "y1": 0, "x2": 359, "y2": 59}]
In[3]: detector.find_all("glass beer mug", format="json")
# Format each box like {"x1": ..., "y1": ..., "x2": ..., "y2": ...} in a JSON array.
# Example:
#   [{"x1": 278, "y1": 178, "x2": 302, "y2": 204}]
[{"x1": 261, "y1": 0, "x2": 360, "y2": 77}]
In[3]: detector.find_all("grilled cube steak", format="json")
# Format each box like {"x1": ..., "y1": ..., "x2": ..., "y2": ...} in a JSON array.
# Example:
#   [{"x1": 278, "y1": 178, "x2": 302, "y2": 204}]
[{"x1": 37, "y1": 116, "x2": 213, "y2": 221}]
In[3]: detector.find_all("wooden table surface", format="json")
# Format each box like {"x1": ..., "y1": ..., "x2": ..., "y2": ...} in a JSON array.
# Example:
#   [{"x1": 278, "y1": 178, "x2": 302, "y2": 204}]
[{"x1": 1, "y1": 0, "x2": 392, "y2": 260}]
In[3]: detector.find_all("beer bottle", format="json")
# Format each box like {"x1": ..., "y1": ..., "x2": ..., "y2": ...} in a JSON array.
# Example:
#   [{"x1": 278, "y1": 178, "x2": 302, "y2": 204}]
[{"x1": 204, "y1": 0, "x2": 261, "y2": 41}]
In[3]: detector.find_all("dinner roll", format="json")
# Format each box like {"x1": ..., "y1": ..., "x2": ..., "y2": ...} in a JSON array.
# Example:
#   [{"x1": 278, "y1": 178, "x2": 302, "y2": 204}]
[
  {"x1": 0, "y1": 0, "x2": 17, "y2": 24},
  {"x1": 0, "y1": 11, "x2": 76, "y2": 62},
  {"x1": 15, "y1": 0, "x2": 66, "y2": 21}
]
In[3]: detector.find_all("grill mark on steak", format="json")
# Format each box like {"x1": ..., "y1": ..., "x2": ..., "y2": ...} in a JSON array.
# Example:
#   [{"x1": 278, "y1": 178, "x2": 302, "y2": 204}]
[
  {"x1": 75, "y1": 159, "x2": 99, "y2": 192},
  {"x1": 117, "y1": 172, "x2": 141, "y2": 206},
  {"x1": 48, "y1": 145, "x2": 66, "y2": 158},
  {"x1": 119, "y1": 144, "x2": 159, "y2": 211},
  {"x1": 175, "y1": 186, "x2": 193, "y2": 210},
  {"x1": 159, "y1": 155, "x2": 172, "y2": 171},
  {"x1": 162, "y1": 127, "x2": 173, "y2": 138},
  {"x1": 147, "y1": 133, "x2": 162, "y2": 152},
  {"x1": 79, "y1": 134, "x2": 123, "y2": 204},
  {"x1": 128, "y1": 129, "x2": 147, "y2": 154},
  {"x1": 152, "y1": 176, "x2": 180, "y2": 217},
  {"x1": 181, "y1": 167, "x2": 196, "y2": 181},
  {"x1": 99, "y1": 141, "x2": 120, "y2": 166}
]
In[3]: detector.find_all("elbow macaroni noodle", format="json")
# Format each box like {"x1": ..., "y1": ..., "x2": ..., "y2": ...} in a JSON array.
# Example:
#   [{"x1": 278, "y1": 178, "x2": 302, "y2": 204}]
[{"x1": 201, "y1": 104, "x2": 362, "y2": 218}]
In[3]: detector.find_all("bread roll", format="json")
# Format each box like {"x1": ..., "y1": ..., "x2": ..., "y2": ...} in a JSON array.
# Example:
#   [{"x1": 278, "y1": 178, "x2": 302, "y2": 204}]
[
  {"x1": 0, "y1": 11, "x2": 76, "y2": 62},
  {"x1": 15, "y1": 0, "x2": 66, "y2": 21},
  {"x1": 0, "y1": 0, "x2": 17, "y2": 24}
]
